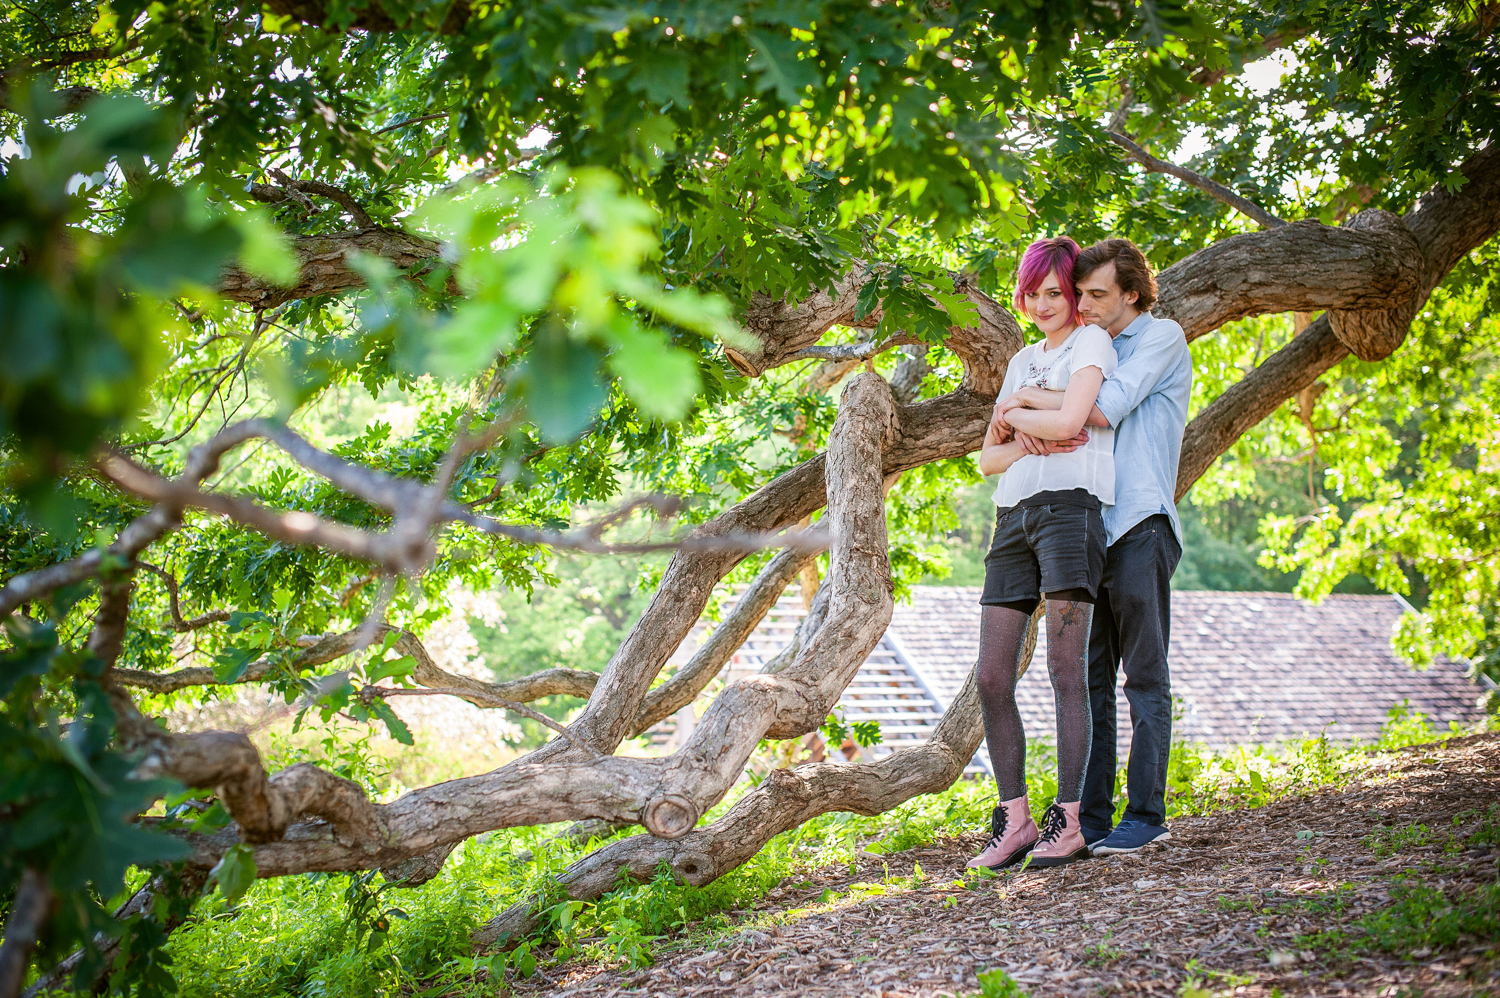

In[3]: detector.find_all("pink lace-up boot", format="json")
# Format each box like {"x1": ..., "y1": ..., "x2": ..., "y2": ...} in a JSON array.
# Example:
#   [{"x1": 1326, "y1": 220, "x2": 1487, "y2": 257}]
[
  {"x1": 965, "y1": 796, "x2": 1038, "y2": 871},
  {"x1": 1026, "y1": 800, "x2": 1091, "y2": 867}
]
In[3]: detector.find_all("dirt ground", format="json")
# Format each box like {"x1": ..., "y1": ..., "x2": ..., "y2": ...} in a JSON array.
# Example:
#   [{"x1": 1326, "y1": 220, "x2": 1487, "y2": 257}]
[{"x1": 516, "y1": 733, "x2": 1500, "y2": 998}]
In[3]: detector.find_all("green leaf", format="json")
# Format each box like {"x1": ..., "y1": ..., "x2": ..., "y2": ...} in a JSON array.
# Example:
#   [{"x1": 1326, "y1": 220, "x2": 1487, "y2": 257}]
[
  {"x1": 977, "y1": 967, "x2": 1027, "y2": 997},
  {"x1": 226, "y1": 611, "x2": 271, "y2": 633},
  {"x1": 513, "y1": 940, "x2": 536, "y2": 978},
  {"x1": 928, "y1": 289, "x2": 981, "y2": 330},
  {"x1": 819, "y1": 712, "x2": 850, "y2": 745},
  {"x1": 212, "y1": 646, "x2": 257, "y2": 684},
  {"x1": 366, "y1": 655, "x2": 415, "y2": 684},
  {"x1": 629, "y1": 51, "x2": 691, "y2": 107},
  {"x1": 237, "y1": 209, "x2": 300, "y2": 287},
  {"x1": 518, "y1": 335, "x2": 606, "y2": 443},
  {"x1": 747, "y1": 32, "x2": 818, "y2": 104},
  {"x1": 209, "y1": 843, "x2": 258, "y2": 904},
  {"x1": 0, "y1": 628, "x2": 60, "y2": 697},
  {"x1": 423, "y1": 300, "x2": 522, "y2": 380},
  {"x1": 607, "y1": 324, "x2": 701, "y2": 421},
  {"x1": 366, "y1": 697, "x2": 415, "y2": 745}
]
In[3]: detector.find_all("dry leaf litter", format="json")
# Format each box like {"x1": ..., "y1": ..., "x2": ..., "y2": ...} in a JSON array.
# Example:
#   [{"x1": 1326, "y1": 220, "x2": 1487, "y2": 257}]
[{"x1": 507, "y1": 733, "x2": 1500, "y2": 998}]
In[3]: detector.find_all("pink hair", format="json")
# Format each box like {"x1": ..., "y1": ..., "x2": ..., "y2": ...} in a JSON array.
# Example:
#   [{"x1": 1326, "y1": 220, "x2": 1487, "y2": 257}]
[{"x1": 1012, "y1": 236, "x2": 1082, "y2": 324}]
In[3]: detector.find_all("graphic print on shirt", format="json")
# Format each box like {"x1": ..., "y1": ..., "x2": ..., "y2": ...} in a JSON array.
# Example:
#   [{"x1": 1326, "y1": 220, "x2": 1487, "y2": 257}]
[{"x1": 1020, "y1": 341, "x2": 1075, "y2": 391}]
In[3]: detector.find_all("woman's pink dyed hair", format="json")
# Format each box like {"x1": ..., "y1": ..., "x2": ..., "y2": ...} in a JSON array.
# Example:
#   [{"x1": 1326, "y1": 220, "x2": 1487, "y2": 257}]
[{"x1": 1012, "y1": 236, "x2": 1082, "y2": 323}]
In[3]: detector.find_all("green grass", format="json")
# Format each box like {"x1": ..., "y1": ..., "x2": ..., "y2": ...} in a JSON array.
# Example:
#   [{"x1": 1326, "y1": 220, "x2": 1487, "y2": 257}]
[
  {"x1": 1163, "y1": 699, "x2": 1479, "y2": 819},
  {"x1": 1364, "y1": 822, "x2": 1433, "y2": 857},
  {"x1": 1297, "y1": 880, "x2": 1500, "y2": 960},
  {"x1": 1295, "y1": 804, "x2": 1500, "y2": 961}
]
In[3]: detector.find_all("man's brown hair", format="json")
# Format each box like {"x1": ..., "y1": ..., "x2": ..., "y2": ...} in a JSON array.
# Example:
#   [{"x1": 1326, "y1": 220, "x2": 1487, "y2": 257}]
[{"x1": 1075, "y1": 238, "x2": 1158, "y2": 312}]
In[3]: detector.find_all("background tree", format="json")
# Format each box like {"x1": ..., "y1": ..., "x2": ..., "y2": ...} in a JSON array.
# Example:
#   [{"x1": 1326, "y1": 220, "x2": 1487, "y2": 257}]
[{"x1": 2, "y1": 0, "x2": 1498, "y2": 992}]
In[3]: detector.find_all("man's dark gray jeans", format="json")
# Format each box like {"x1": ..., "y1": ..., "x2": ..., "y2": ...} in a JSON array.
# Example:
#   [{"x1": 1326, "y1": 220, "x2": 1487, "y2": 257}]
[{"x1": 1080, "y1": 513, "x2": 1181, "y2": 830}]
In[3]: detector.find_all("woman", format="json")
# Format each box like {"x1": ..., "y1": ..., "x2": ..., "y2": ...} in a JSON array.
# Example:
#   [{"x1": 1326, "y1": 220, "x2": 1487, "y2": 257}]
[{"x1": 967, "y1": 236, "x2": 1116, "y2": 870}]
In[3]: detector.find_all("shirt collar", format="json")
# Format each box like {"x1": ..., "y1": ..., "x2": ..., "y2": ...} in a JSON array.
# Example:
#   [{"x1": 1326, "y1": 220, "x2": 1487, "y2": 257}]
[{"x1": 1114, "y1": 312, "x2": 1154, "y2": 340}]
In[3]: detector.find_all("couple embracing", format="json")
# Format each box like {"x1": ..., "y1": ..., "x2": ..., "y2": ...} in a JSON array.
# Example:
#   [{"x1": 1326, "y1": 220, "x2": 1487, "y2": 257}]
[{"x1": 967, "y1": 236, "x2": 1191, "y2": 869}]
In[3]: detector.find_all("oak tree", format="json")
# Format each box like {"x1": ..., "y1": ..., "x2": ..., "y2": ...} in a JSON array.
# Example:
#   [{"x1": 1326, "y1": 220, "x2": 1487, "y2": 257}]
[{"x1": 2, "y1": 0, "x2": 1497, "y2": 992}]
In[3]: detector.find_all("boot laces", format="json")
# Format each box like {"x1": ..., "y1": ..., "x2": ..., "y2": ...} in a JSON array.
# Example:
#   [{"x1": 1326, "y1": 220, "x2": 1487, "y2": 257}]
[
  {"x1": 988, "y1": 804, "x2": 1009, "y2": 839},
  {"x1": 984, "y1": 804, "x2": 1008, "y2": 848},
  {"x1": 1036, "y1": 803, "x2": 1069, "y2": 846}
]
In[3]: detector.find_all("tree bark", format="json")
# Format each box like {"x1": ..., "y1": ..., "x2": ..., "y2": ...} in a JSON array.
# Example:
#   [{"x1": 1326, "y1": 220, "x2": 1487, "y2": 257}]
[
  {"x1": 1154, "y1": 216, "x2": 1422, "y2": 345},
  {"x1": 0, "y1": 870, "x2": 54, "y2": 998},
  {"x1": 216, "y1": 228, "x2": 441, "y2": 308}
]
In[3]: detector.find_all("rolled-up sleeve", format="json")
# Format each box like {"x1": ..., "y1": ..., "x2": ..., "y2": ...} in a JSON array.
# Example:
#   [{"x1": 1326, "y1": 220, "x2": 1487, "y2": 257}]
[{"x1": 1095, "y1": 320, "x2": 1187, "y2": 429}]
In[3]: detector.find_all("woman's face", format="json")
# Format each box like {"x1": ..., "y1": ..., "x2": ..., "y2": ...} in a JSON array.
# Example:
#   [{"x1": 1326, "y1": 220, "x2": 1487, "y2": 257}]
[{"x1": 1022, "y1": 269, "x2": 1074, "y2": 336}]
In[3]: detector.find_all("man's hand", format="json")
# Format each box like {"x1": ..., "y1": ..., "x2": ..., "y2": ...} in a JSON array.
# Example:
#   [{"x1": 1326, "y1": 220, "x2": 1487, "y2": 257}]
[
  {"x1": 986, "y1": 403, "x2": 1015, "y2": 446},
  {"x1": 1015, "y1": 429, "x2": 1089, "y2": 455}
]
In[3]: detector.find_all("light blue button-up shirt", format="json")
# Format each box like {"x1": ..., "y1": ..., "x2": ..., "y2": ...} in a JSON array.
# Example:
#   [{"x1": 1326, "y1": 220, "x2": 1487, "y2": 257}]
[{"x1": 1093, "y1": 312, "x2": 1192, "y2": 547}]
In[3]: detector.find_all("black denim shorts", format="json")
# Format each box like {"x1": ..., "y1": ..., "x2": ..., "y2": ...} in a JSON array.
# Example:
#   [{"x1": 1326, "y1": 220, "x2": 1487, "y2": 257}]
[{"x1": 980, "y1": 499, "x2": 1107, "y2": 605}]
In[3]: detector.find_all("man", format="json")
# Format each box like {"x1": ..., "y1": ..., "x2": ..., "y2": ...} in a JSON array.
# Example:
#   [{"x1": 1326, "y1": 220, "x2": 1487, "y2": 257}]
[{"x1": 996, "y1": 237, "x2": 1192, "y2": 855}]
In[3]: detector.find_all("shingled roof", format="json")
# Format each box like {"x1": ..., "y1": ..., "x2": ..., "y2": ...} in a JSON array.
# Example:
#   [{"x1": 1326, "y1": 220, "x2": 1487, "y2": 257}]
[
  {"x1": 894, "y1": 588, "x2": 1487, "y2": 755},
  {"x1": 659, "y1": 588, "x2": 1488, "y2": 768}
]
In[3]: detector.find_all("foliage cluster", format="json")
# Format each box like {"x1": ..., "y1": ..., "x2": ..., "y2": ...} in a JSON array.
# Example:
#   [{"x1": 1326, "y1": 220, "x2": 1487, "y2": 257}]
[{"x1": 1162, "y1": 700, "x2": 1473, "y2": 819}]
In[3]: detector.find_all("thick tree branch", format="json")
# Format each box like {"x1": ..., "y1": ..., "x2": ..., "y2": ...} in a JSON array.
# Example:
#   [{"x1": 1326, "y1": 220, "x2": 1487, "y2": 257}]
[
  {"x1": 632, "y1": 546, "x2": 817, "y2": 735},
  {"x1": 474, "y1": 651, "x2": 991, "y2": 947},
  {"x1": 1155, "y1": 215, "x2": 1424, "y2": 344},
  {"x1": 216, "y1": 227, "x2": 441, "y2": 308},
  {"x1": 1175, "y1": 143, "x2": 1500, "y2": 491}
]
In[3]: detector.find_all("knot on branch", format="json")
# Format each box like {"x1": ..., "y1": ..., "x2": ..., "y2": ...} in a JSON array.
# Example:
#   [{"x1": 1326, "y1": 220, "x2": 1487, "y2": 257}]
[
  {"x1": 380, "y1": 843, "x2": 457, "y2": 887},
  {"x1": 642, "y1": 794, "x2": 700, "y2": 839},
  {"x1": 1326, "y1": 209, "x2": 1425, "y2": 361},
  {"x1": 668, "y1": 848, "x2": 716, "y2": 886}
]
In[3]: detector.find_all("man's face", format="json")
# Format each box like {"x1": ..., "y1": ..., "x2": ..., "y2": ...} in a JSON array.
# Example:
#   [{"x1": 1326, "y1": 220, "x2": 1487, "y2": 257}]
[{"x1": 1076, "y1": 261, "x2": 1139, "y2": 335}]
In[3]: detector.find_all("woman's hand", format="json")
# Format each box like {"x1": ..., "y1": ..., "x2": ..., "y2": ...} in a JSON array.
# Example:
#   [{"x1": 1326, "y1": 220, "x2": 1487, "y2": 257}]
[
  {"x1": 999, "y1": 387, "x2": 1051, "y2": 415},
  {"x1": 1003, "y1": 366, "x2": 1105, "y2": 441}
]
